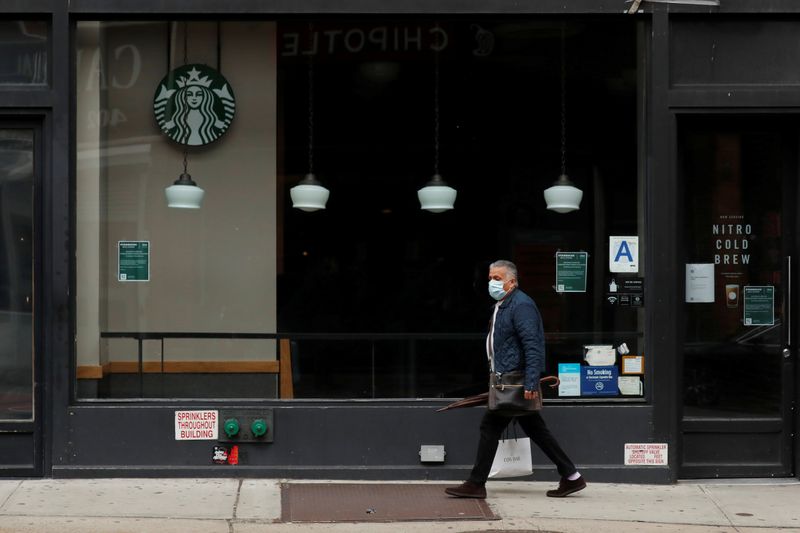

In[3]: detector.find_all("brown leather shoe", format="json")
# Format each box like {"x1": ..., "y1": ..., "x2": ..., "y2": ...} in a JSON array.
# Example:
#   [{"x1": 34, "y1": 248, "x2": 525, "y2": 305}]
[
  {"x1": 444, "y1": 481, "x2": 487, "y2": 499},
  {"x1": 546, "y1": 475, "x2": 586, "y2": 497}
]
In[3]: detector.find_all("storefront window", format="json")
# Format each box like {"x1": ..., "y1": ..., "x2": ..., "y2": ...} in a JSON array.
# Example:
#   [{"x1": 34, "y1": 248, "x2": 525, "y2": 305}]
[
  {"x1": 75, "y1": 19, "x2": 642, "y2": 401},
  {"x1": 0, "y1": 21, "x2": 47, "y2": 85},
  {"x1": 0, "y1": 129, "x2": 34, "y2": 420}
]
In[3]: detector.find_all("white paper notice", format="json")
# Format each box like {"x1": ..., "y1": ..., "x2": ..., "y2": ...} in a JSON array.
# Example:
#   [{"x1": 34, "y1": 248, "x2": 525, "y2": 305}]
[
  {"x1": 609, "y1": 236, "x2": 639, "y2": 273},
  {"x1": 584, "y1": 345, "x2": 615, "y2": 366},
  {"x1": 685, "y1": 263, "x2": 714, "y2": 303},
  {"x1": 618, "y1": 376, "x2": 643, "y2": 395},
  {"x1": 622, "y1": 355, "x2": 644, "y2": 374},
  {"x1": 558, "y1": 363, "x2": 581, "y2": 397}
]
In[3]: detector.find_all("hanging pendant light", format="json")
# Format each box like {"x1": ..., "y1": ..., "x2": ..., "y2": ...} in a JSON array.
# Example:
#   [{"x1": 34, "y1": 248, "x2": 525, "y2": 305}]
[
  {"x1": 418, "y1": 173, "x2": 456, "y2": 213},
  {"x1": 166, "y1": 148, "x2": 204, "y2": 208},
  {"x1": 291, "y1": 173, "x2": 329, "y2": 212},
  {"x1": 166, "y1": 171, "x2": 205, "y2": 208},
  {"x1": 165, "y1": 22, "x2": 205, "y2": 209},
  {"x1": 544, "y1": 23, "x2": 582, "y2": 214},
  {"x1": 291, "y1": 23, "x2": 329, "y2": 212},
  {"x1": 418, "y1": 28, "x2": 456, "y2": 212},
  {"x1": 544, "y1": 174, "x2": 582, "y2": 214}
]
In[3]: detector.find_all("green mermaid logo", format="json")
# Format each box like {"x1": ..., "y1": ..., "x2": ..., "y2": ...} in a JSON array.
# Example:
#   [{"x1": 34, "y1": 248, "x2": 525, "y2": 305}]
[{"x1": 153, "y1": 64, "x2": 235, "y2": 146}]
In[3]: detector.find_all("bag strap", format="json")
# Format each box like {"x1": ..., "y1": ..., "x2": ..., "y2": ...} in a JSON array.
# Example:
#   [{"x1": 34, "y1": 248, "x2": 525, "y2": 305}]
[{"x1": 501, "y1": 419, "x2": 522, "y2": 441}]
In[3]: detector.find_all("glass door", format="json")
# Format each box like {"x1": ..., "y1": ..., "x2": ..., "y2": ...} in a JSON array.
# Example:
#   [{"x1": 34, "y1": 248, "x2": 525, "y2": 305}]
[
  {"x1": 680, "y1": 116, "x2": 797, "y2": 478},
  {"x1": 0, "y1": 124, "x2": 40, "y2": 475}
]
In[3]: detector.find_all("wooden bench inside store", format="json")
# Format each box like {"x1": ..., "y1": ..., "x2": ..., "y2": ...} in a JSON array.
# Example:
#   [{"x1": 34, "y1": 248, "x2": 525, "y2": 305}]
[{"x1": 77, "y1": 338, "x2": 294, "y2": 399}]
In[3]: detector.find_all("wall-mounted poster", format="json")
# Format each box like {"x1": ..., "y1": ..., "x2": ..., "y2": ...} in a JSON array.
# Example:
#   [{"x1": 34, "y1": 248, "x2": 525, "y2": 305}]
[
  {"x1": 118, "y1": 241, "x2": 150, "y2": 282},
  {"x1": 555, "y1": 252, "x2": 588, "y2": 293},
  {"x1": 743, "y1": 286, "x2": 774, "y2": 326}
]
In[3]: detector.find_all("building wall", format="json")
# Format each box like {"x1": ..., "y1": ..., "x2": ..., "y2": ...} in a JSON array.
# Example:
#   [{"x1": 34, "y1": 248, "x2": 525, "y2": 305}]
[{"x1": 0, "y1": 0, "x2": 798, "y2": 482}]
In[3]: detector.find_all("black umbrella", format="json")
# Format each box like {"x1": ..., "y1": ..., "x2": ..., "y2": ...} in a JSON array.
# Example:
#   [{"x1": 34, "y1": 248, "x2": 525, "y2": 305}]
[{"x1": 436, "y1": 375, "x2": 560, "y2": 412}]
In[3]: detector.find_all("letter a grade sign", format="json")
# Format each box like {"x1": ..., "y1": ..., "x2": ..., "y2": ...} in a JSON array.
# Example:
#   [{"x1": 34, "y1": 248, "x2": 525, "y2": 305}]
[{"x1": 609, "y1": 236, "x2": 639, "y2": 273}]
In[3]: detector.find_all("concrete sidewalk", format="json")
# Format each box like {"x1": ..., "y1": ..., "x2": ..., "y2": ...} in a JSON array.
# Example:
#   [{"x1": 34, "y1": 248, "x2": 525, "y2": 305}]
[{"x1": 0, "y1": 478, "x2": 798, "y2": 532}]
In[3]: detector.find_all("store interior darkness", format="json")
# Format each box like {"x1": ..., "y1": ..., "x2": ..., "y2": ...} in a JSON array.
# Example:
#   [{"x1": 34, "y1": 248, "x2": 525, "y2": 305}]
[
  {"x1": 276, "y1": 18, "x2": 639, "y2": 399},
  {"x1": 0, "y1": 131, "x2": 34, "y2": 418},
  {"x1": 681, "y1": 118, "x2": 797, "y2": 417}
]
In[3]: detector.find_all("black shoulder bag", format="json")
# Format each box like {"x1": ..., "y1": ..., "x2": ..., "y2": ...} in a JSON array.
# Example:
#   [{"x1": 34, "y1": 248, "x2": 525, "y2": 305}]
[{"x1": 488, "y1": 370, "x2": 542, "y2": 416}]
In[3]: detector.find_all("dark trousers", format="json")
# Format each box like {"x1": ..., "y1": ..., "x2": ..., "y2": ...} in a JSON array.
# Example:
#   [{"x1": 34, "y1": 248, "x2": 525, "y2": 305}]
[{"x1": 467, "y1": 410, "x2": 577, "y2": 484}]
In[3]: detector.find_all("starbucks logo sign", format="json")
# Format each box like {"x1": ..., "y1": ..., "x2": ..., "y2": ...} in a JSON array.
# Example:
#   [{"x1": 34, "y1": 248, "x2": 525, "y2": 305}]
[{"x1": 153, "y1": 64, "x2": 235, "y2": 146}]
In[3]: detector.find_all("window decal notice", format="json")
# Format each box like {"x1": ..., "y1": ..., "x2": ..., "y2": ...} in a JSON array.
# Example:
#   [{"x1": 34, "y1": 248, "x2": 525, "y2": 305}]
[
  {"x1": 118, "y1": 241, "x2": 150, "y2": 282},
  {"x1": 609, "y1": 236, "x2": 638, "y2": 273},
  {"x1": 555, "y1": 252, "x2": 588, "y2": 293},
  {"x1": 743, "y1": 286, "x2": 774, "y2": 326}
]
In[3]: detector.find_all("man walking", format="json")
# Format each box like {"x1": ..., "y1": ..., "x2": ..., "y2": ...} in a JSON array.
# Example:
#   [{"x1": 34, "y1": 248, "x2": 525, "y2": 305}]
[{"x1": 445, "y1": 260, "x2": 586, "y2": 499}]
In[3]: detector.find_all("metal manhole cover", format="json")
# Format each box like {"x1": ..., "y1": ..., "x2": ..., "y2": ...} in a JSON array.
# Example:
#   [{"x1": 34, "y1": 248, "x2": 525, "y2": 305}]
[{"x1": 281, "y1": 483, "x2": 498, "y2": 523}]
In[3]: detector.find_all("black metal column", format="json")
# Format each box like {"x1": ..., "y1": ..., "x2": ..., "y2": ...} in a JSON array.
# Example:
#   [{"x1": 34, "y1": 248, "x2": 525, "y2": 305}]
[
  {"x1": 46, "y1": 2, "x2": 73, "y2": 476},
  {"x1": 648, "y1": 8, "x2": 680, "y2": 482}
]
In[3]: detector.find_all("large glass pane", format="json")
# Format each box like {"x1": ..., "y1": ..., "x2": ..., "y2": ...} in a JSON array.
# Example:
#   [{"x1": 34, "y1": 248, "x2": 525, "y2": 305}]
[
  {"x1": 682, "y1": 119, "x2": 789, "y2": 417},
  {"x1": 0, "y1": 21, "x2": 47, "y2": 85},
  {"x1": 76, "y1": 19, "x2": 641, "y2": 400},
  {"x1": 0, "y1": 129, "x2": 34, "y2": 420},
  {"x1": 278, "y1": 19, "x2": 643, "y2": 400},
  {"x1": 76, "y1": 21, "x2": 279, "y2": 399}
]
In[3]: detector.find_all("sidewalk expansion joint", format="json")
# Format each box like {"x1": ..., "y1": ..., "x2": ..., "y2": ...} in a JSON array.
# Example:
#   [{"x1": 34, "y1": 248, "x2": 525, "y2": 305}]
[
  {"x1": 0, "y1": 481, "x2": 22, "y2": 512},
  {"x1": 699, "y1": 484, "x2": 741, "y2": 533},
  {"x1": 228, "y1": 478, "x2": 243, "y2": 533}
]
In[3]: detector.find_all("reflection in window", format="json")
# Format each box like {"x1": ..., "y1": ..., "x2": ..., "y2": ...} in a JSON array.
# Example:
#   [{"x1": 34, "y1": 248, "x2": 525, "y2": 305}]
[{"x1": 0, "y1": 21, "x2": 47, "y2": 85}]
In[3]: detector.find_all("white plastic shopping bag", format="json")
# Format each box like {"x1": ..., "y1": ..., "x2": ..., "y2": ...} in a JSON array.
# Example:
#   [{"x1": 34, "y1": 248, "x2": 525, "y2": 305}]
[{"x1": 489, "y1": 437, "x2": 533, "y2": 478}]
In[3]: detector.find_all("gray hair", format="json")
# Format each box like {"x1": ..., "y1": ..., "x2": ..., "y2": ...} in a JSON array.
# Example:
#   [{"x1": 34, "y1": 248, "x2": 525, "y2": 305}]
[{"x1": 490, "y1": 260, "x2": 518, "y2": 282}]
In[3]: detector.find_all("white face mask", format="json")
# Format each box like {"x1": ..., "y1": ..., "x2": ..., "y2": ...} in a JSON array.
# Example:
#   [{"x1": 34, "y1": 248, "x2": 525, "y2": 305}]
[{"x1": 488, "y1": 279, "x2": 507, "y2": 301}]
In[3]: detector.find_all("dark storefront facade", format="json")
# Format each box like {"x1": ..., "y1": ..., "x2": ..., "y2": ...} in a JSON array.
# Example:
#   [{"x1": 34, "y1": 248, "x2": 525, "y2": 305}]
[{"x1": 0, "y1": 0, "x2": 798, "y2": 482}]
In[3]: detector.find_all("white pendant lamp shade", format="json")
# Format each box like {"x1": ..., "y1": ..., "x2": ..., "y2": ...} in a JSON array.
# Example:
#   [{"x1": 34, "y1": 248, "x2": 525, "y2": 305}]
[
  {"x1": 544, "y1": 26, "x2": 583, "y2": 215},
  {"x1": 291, "y1": 173, "x2": 329, "y2": 212},
  {"x1": 165, "y1": 173, "x2": 205, "y2": 209},
  {"x1": 418, "y1": 174, "x2": 456, "y2": 213},
  {"x1": 544, "y1": 174, "x2": 582, "y2": 213}
]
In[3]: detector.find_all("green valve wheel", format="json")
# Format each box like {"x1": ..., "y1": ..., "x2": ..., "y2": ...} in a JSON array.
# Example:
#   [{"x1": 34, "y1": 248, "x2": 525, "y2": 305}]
[
  {"x1": 223, "y1": 418, "x2": 240, "y2": 438},
  {"x1": 251, "y1": 419, "x2": 267, "y2": 438}
]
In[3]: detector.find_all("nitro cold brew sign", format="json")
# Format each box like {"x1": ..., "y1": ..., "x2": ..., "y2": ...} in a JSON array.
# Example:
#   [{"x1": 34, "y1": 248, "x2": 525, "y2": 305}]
[
  {"x1": 713, "y1": 217, "x2": 751, "y2": 266},
  {"x1": 154, "y1": 64, "x2": 235, "y2": 146}
]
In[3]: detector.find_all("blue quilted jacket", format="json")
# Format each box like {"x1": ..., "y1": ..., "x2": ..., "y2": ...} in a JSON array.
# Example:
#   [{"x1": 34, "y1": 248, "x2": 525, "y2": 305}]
[{"x1": 490, "y1": 287, "x2": 546, "y2": 391}]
